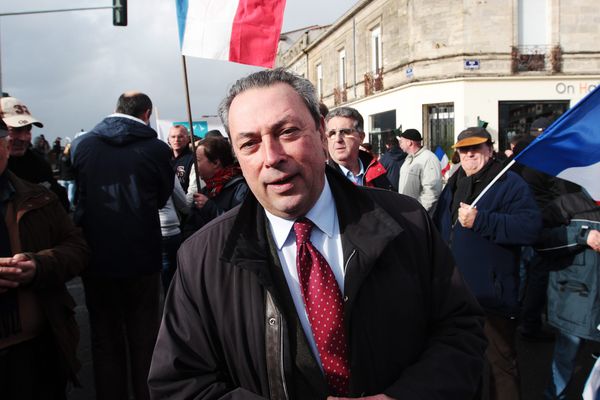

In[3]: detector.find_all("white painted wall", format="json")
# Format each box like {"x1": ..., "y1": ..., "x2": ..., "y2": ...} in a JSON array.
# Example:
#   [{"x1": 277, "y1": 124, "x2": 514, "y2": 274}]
[{"x1": 346, "y1": 76, "x2": 600, "y2": 143}]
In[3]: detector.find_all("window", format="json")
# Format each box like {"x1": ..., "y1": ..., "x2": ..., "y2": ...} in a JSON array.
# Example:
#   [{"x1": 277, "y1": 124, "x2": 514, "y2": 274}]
[
  {"x1": 370, "y1": 26, "x2": 382, "y2": 73},
  {"x1": 316, "y1": 63, "x2": 323, "y2": 99},
  {"x1": 369, "y1": 110, "x2": 396, "y2": 155},
  {"x1": 426, "y1": 104, "x2": 454, "y2": 157},
  {"x1": 498, "y1": 100, "x2": 568, "y2": 151},
  {"x1": 338, "y1": 49, "x2": 346, "y2": 88},
  {"x1": 518, "y1": 0, "x2": 548, "y2": 51}
]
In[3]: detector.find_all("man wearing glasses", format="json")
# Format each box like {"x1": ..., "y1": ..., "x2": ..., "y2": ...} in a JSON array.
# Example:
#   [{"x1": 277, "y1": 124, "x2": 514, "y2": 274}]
[
  {"x1": 325, "y1": 107, "x2": 393, "y2": 190},
  {"x1": 0, "y1": 97, "x2": 69, "y2": 210},
  {"x1": 433, "y1": 127, "x2": 542, "y2": 400}
]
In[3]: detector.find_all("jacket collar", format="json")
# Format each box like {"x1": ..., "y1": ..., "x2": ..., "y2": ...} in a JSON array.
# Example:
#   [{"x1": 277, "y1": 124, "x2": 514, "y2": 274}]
[
  {"x1": 221, "y1": 165, "x2": 403, "y2": 291},
  {"x1": 4, "y1": 171, "x2": 54, "y2": 216}
]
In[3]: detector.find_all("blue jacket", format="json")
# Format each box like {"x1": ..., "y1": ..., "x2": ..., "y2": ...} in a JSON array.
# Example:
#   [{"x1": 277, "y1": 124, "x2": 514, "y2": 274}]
[
  {"x1": 433, "y1": 167, "x2": 541, "y2": 317},
  {"x1": 72, "y1": 116, "x2": 174, "y2": 277},
  {"x1": 537, "y1": 191, "x2": 600, "y2": 340}
]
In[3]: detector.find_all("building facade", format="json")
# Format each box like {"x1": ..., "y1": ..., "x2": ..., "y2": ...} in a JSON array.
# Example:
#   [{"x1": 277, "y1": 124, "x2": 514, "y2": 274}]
[{"x1": 276, "y1": 0, "x2": 600, "y2": 156}]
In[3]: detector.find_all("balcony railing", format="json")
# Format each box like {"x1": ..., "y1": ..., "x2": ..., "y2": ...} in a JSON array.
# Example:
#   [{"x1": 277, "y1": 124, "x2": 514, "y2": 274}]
[
  {"x1": 511, "y1": 45, "x2": 562, "y2": 73},
  {"x1": 364, "y1": 68, "x2": 384, "y2": 96},
  {"x1": 333, "y1": 85, "x2": 347, "y2": 106}
]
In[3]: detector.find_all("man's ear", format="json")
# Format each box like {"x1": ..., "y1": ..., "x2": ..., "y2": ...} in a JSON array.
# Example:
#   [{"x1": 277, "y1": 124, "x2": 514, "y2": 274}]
[{"x1": 143, "y1": 109, "x2": 152, "y2": 124}]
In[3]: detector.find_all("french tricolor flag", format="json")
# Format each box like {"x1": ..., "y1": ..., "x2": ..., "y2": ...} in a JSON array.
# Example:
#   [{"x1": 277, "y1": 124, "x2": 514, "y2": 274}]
[
  {"x1": 434, "y1": 146, "x2": 451, "y2": 176},
  {"x1": 515, "y1": 85, "x2": 600, "y2": 202},
  {"x1": 175, "y1": 0, "x2": 286, "y2": 68}
]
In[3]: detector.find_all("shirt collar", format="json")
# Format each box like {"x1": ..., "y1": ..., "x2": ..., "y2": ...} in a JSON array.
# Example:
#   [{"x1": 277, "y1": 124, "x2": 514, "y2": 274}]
[
  {"x1": 337, "y1": 158, "x2": 365, "y2": 179},
  {"x1": 107, "y1": 112, "x2": 148, "y2": 126},
  {"x1": 265, "y1": 176, "x2": 335, "y2": 250}
]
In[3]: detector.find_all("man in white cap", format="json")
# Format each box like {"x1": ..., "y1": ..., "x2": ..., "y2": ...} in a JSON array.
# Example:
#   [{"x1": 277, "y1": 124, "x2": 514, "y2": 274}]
[{"x1": 0, "y1": 97, "x2": 69, "y2": 210}]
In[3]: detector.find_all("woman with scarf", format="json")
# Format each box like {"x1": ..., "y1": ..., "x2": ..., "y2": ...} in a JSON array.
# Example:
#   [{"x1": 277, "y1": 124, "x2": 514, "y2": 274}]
[
  {"x1": 183, "y1": 136, "x2": 249, "y2": 239},
  {"x1": 433, "y1": 127, "x2": 542, "y2": 400}
]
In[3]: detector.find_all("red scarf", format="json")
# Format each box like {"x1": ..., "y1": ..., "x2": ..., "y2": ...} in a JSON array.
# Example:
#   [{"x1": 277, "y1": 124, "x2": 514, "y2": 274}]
[{"x1": 204, "y1": 165, "x2": 242, "y2": 198}]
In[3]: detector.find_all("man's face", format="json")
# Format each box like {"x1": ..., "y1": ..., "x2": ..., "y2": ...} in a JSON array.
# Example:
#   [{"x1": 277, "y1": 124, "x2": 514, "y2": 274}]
[
  {"x1": 168, "y1": 127, "x2": 190, "y2": 152},
  {"x1": 7, "y1": 125, "x2": 32, "y2": 157},
  {"x1": 458, "y1": 143, "x2": 493, "y2": 176},
  {"x1": 326, "y1": 116, "x2": 364, "y2": 168},
  {"x1": 0, "y1": 138, "x2": 11, "y2": 174},
  {"x1": 398, "y1": 137, "x2": 410, "y2": 153},
  {"x1": 228, "y1": 83, "x2": 327, "y2": 219}
]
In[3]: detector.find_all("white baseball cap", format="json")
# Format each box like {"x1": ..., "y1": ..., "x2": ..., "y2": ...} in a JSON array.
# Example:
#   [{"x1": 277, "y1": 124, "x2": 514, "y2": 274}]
[{"x1": 0, "y1": 97, "x2": 44, "y2": 128}]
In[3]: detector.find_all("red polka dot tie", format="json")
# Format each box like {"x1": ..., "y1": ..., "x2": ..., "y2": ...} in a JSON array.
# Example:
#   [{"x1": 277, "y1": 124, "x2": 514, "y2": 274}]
[{"x1": 293, "y1": 218, "x2": 350, "y2": 396}]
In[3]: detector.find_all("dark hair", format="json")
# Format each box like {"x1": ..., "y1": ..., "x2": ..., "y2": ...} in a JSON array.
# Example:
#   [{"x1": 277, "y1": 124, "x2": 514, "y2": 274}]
[
  {"x1": 325, "y1": 106, "x2": 364, "y2": 132},
  {"x1": 116, "y1": 92, "x2": 152, "y2": 119},
  {"x1": 386, "y1": 136, "x2": 399, "y2": 147},
  {"x1": 218, "y1": 68, "x2": 321, "y2": 134},
  {"x1": 197, "y1": 136, "x2": 234, "y2": 167},
  {"x1": 319, "y1": 102, "x2": 329, "y2": 119},
  {"x1": 205, "y1": 129, "x2": 224, "y2": 139}
]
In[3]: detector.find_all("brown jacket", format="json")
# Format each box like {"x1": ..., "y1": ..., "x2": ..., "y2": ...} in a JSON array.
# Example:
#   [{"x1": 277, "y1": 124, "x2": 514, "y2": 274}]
[{"x1": 3, "y1": 171, "x2": 89, "y2": 384}]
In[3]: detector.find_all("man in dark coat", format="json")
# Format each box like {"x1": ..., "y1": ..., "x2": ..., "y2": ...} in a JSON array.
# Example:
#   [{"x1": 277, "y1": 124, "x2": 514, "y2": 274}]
[
  {"x1": 72, "y1": 92, "x2": 173, "y2": 400},
  {"x1": 325, "y1": 107, "x2": 393, "y2": 190},
  {"x1": 149, "y1": 68, "x2": 486, "y2": 399},
  {"x1": 168, "y1": 124, "x2": 195, "y2": 193},
  {"x1": 433, "y1": 127, "x2": 542, "y2": 400},
  {"x1": 379, "y1": 136, "x2": 406, "y2": 192}
]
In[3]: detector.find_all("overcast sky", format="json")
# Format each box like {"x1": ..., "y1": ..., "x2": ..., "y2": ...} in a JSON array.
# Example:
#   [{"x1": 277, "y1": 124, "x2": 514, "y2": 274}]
[{"x1": 0, "y1": 0, "x2": 357, "y2": 142}]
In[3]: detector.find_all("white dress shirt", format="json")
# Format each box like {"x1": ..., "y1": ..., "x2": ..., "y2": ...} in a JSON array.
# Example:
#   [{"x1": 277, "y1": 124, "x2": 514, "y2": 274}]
[{"x1": 265, "y1": 176, "x2": 344, "y2": 366}]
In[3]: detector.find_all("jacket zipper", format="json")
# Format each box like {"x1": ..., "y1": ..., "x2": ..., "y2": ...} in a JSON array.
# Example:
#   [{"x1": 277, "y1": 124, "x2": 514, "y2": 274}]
[
  {"x1": 344, "y1": 249, "x2": 356, "y2": 272},
  {"x1": 279, "y1": 313, "x2": 289, "y2": 399}
]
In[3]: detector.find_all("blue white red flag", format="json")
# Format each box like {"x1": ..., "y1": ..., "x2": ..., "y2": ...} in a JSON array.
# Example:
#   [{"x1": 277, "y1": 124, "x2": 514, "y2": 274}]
[
  {"x1": 434, "y1": 146, "x2": 451, "y2": 176},
  {"x1": 175, "y1": 0, "x2": 286, "y2": 68},
  {"x1": 515, "y1": 85, "x2": 600, "y2": 201}
]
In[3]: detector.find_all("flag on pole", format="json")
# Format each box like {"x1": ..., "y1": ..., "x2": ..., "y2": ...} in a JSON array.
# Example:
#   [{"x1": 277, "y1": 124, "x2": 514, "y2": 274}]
[
  {"x1": 175, "y1": 0, "x2": 286, "y2": 68},
  {"x1": 514, "y1": 85, "x2": 600, "y2": 201},
  {"x1": 434, "y1": 146, "x2": 451, "y2": 176}
]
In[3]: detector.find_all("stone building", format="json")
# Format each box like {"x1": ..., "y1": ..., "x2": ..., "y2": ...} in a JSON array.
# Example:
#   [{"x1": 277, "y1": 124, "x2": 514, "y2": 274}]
[{"x1": 276, "y1": 0, "x2": 600, "y2": 155}]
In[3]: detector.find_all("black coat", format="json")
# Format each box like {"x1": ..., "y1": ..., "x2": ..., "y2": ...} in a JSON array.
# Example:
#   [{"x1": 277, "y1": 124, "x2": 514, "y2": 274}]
[
  {"x1": 71, "y1": 116, "x2": 174, "y2": 277},
  {"x1": 8, "y1": 148, "x2": 70, "y2": 210},
  {"x1": 149, "y1": 167, "x2": 486, "y2": 399},
  {"x1": 379, "y1": 146, "x2": 406, "y2": 191},
  {"x1": 182, "y1": 175, "x2": 249, "y2": 239}
]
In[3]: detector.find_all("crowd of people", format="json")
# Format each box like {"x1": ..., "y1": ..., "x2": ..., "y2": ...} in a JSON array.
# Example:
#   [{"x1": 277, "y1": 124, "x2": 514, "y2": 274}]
[{"x1": 0, "y1": 67, "x2": 598, "y2": 400}]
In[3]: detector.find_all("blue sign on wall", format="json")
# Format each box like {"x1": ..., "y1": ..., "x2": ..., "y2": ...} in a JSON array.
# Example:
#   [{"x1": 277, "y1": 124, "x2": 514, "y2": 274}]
[{"x1": 464, "y1": 59, "x2": 480, "y2": 70}]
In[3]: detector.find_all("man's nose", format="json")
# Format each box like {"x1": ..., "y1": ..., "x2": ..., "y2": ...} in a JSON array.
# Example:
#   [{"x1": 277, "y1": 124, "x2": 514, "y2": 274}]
[{"x1": 262, "y1": 137, "x2": 285, "y2": 167}]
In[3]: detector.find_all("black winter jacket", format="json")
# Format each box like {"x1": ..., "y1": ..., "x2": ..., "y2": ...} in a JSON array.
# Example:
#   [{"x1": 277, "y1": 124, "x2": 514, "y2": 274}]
[
  {"x1": 182, "y1": 175, "x2": 249, "y2": 239},
  {"x1": 149, "y1": 167, "x2": 486, "y2": 399},
  {"x1": 71, "y1": 116, "x2": 174, "y2": 277}
]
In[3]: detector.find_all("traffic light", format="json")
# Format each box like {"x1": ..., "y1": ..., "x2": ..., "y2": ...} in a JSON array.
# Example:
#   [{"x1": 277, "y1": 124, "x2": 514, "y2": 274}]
[{"x1": 113, "y1": 0, "x2": 127, "y2": 26}]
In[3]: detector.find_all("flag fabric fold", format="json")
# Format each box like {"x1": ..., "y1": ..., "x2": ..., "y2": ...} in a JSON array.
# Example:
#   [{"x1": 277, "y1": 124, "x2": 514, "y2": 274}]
[
  {"x1": 515, "y1": 86, "x2": 600, "y2": 201},
  {"x1": 175, "y1": 0, "x2": 286, "y2": 68},
  {"x1": 434, "y1": 146, "x2": 450, "y2": 176}
]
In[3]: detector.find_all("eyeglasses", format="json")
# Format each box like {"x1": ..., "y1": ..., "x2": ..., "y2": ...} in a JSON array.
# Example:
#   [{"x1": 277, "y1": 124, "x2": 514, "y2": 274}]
[
  {"x1": 7, "y1": 125, "x2": 33, "y2": 133},
  {"x1": 326, "y1": 128, "x2": 359, "y2": 139}
]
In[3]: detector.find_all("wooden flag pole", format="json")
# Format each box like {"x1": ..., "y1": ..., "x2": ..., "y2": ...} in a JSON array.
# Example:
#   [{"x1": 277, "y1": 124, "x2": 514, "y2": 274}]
[{"x1": 181, "y1": 54, "x2": 201, "y2": 193}]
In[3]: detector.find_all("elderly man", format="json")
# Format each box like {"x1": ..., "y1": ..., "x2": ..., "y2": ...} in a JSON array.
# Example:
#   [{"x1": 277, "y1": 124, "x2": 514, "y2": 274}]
[
  {"x1": 433, "y1": 127, "x2": 542, "y2": 400},
  {"x1": 397, "y1": 129, "x2": 442, "y2": 213},
  {"x1": 168, "y1": 125, "x2": 194, "y2": 193},
  {"x1": 325, "y1": 107, "x2": 392, "y2": 190},
  {"x1": 0, "y1": 97, "x2": 69, "y2": 210},
  {"x1": 149, "y1": 68, "x2": 486, "y2": 399},
  {"x1": 72, "y1": 92, "x2": 173, "y2": 400},
  {"x1": 0, "y1": 121, "x2": 88, "y2": 398}
]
